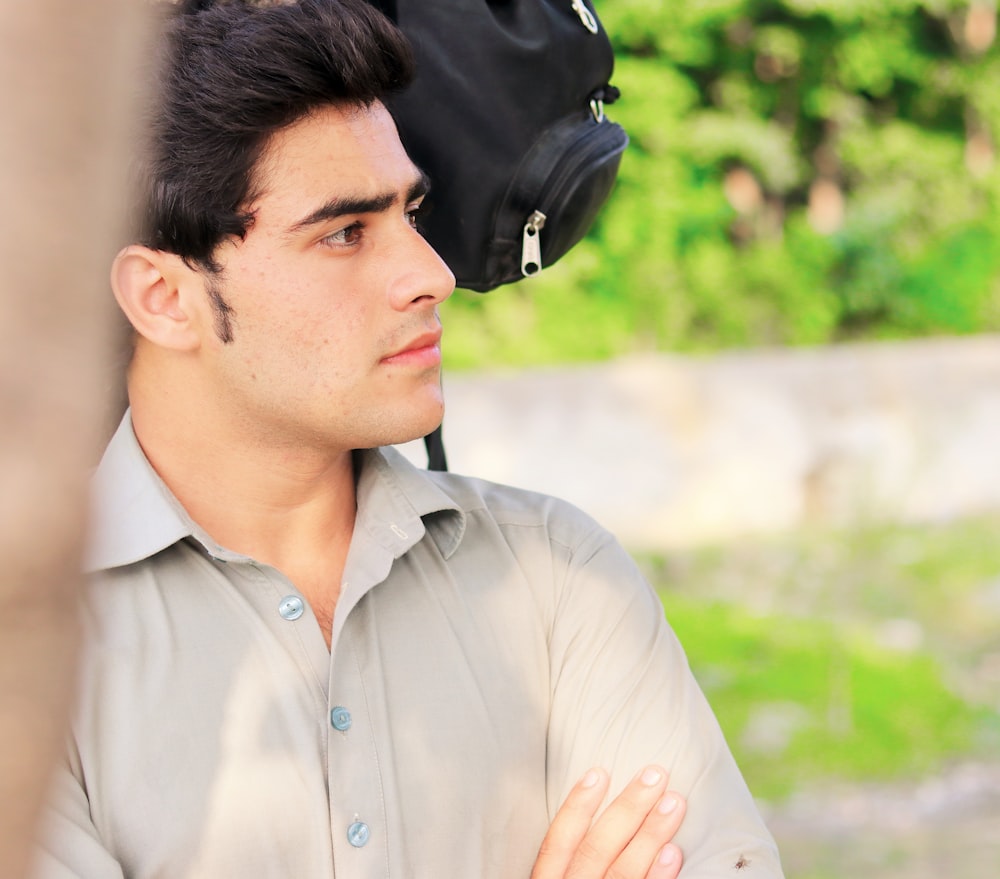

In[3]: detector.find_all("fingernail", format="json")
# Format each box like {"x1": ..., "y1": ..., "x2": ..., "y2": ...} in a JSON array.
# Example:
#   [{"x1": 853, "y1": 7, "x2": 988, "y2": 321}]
[
  {"x1": 580, "y1": 769, "x2": 601, "y2": 788},
  {"x1": 657, "y1": 794, "x2": 679, "y2": 815},
  {"x1": 640, "y1": 767, "x2": 663, "y2": 786},
  {"x1": 658, "y1": 845, "x2": 678, "y2": 866}
]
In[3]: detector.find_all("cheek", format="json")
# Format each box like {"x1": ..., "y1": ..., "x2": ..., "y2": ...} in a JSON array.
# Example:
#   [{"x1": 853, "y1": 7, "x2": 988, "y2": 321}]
[
  {"x1": 290, "y1": 286, "x2": 374, "y2": 351},
  {"x1": 225, "y1": 257, "x2": 377, "y2": 368},
  {"x1": 298, "y1": 307, "x2": 369, "y2": 358},
  {"x1": 270, "y1": 305, "x2": 375, "y2": 391}
]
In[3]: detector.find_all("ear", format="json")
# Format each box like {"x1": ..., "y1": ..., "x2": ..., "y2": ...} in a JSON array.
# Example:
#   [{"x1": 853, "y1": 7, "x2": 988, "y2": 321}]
[{"x1": 110, "y1": 245, "x2": 208, "y2": 351}]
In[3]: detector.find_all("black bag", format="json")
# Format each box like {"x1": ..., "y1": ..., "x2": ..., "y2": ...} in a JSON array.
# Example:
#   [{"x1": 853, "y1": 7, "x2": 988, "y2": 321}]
[{"x1": 369, "y1": 0, "x2": 628, "y2": 292}]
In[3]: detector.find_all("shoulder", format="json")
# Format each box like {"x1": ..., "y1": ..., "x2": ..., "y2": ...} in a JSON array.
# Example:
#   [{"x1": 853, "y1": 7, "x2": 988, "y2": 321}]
[
  {"x1": 427, "y1": 469, "x2": 646, "y2": 600},
  {"x1": 380, "y1": 453, "x2": 663, "y2": 642},
  {"x1": 370, "y1": 447, "x2": 645, "y2": 586},
  {"x1": 414, "y1": 459, "x2": 614, "y2": 558}
]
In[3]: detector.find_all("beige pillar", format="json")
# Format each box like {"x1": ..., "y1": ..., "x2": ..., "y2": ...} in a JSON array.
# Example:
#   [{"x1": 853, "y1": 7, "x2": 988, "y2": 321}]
[{"x1": 0, "y1": 2, "x2": 149, "y2": 875}]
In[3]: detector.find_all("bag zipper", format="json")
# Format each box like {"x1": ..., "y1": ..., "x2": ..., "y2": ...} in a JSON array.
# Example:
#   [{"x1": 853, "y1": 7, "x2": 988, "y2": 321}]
[
  {"x1": 519, "y1": 118, "x2": 623, "y2": 277},
  {"x1": 521, "y1": 211, "x2": 547, "y2": 276},
  {"x1": 571, "y1": 0, "x2": 599, "y2": 33}
]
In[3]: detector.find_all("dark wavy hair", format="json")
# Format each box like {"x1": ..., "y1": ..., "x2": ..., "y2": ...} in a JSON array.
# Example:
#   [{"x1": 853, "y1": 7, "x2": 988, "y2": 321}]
[{"x1": 138, "y1": 0, "x2": 414, "y2": 271}]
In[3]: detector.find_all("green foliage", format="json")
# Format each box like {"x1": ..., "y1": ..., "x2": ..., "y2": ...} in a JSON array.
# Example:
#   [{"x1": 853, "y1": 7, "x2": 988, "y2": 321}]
[{"x1": 441, "y1": 0, "x2": 1000, "y2": 369}]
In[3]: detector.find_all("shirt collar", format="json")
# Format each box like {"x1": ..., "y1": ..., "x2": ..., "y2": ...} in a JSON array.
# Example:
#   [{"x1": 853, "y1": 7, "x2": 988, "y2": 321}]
[
  {"x1": 84, "y1": 412, "x2": 192, "y2": 573},
  {"x1": 354, "y1": 445, "x2": 466, "y2": 561},
  {"x1": 85, "y1": 412, "x2": 466, "y2": 573}
]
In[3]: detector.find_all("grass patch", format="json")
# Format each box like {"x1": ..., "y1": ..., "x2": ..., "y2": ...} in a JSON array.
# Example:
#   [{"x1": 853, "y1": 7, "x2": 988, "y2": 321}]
[
  {"x1": 638, "y1": 516, "x2": 1000, "y2": 801},
  {"x1": 659, "y1": 594, "x2": 992, "y2": 800}
]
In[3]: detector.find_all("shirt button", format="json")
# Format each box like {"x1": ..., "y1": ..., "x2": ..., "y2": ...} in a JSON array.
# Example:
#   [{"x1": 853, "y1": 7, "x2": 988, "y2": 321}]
[
  {"x1": 330, "y1": 706, "x2": 352, "y2": 732},
  {"x1": 347, "y1": 821, "x2": 370, "y2": 848},
  {"x1": 278, "y1": 595, "x2": 305, "y2": 621}
]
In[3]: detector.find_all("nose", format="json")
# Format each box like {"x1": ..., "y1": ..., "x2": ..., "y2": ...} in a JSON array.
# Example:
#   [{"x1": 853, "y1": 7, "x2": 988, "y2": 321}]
[{"x1": 388, "y1": 225, "x2": 456, "y2": 311}]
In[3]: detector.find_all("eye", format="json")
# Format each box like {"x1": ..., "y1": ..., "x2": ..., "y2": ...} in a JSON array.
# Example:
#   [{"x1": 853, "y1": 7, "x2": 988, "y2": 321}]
[
  {"x1": 321, "y1": 222, "x2": 364, "y2": 247},
  {"x1": 406, "y1": 198, "x2": 427, "y2": 233}
]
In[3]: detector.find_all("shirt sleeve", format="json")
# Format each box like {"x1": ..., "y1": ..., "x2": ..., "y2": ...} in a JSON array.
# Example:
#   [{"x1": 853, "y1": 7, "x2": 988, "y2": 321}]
[
  {"x1": 29, "y1": 755, "x2": 125, "y2": 879},
  {"x1": 544, "y1": 523, "x2": 785, "y2": 878}
]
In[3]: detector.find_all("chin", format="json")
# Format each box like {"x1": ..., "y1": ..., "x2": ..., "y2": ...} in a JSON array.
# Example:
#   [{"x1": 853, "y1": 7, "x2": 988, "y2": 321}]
[
  {"x1": 405, "y1": 407, "x2": 446, "y2": 444},
  {"x1": 370, "y1": 400, "x2": 445, "y2": 448}
]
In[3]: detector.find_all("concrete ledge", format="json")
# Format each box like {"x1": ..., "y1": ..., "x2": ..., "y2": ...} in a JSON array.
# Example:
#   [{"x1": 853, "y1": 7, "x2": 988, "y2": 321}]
[{"x1": 398, "y1": 335, "x2": 1000, "y2": 549}]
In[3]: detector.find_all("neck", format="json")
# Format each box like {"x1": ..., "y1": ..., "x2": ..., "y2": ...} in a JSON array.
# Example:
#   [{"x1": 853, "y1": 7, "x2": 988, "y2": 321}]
[{"x1": 129, "y1": 377, "x2": 358, "y2": 645}]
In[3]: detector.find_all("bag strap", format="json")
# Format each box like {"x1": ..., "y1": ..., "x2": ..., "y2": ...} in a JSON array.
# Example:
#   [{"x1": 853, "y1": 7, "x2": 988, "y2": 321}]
[{"x1": 423, "y1": 424, "x2": 448, "y2": 471}]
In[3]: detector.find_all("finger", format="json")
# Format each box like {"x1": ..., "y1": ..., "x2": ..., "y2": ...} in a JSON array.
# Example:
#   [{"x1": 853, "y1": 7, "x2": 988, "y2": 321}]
[
  {"x1": 646, "y1": 843, "x2": 683, "y2": 879},
  {"x1": 610, "y1": 791, "x2": 687, "y2": 879},
  {"x1": 530, "y1": 768, "x2": 611, "y2": 879},
  {"x1": 565, "y1": 765, "x2": 670, "y2": 878}
]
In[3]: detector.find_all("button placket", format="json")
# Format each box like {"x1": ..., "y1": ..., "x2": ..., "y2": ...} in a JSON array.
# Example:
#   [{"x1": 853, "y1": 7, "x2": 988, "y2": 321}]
[{"x1": 328, "y1": 611, "x2": 388, "y2": 868}]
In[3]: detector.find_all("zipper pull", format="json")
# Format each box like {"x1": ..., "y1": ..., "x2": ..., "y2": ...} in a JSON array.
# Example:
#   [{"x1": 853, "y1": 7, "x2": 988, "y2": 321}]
[
  {"x1": 571, "y1": 0, "x2": 599, "y2": 34},
  {"x1": 521, "y1": 210, "x2": 547, "y2": 277}
]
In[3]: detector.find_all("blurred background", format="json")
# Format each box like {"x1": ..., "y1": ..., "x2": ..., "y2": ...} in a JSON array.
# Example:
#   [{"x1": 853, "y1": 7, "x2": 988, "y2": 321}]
[{"x1": 428, "y1": 1, "x2": 1000, "y2": 876}]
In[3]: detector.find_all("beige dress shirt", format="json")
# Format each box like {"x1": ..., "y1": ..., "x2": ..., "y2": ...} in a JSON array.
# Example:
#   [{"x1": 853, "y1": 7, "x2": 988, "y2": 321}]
[{"x1": 32, "y1": 415, "x2": 782, "y2": 878}]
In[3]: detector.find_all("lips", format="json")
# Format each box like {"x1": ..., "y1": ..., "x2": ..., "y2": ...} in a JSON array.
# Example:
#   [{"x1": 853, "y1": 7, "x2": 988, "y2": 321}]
[{"x1": 380, "y1": 328, "x2": 443, "y2": 366}]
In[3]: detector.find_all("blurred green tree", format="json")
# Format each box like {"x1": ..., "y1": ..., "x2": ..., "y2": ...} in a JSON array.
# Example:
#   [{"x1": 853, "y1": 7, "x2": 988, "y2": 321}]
[{"x1": 442, "y1": 0, "x2": 1000, "y2": 368}]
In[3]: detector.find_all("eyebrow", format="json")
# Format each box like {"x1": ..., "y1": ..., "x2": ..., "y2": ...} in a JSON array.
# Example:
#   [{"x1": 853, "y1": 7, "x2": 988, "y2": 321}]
[{"x1": 284, "y1": 171, "x2": 431, "y2": 236}]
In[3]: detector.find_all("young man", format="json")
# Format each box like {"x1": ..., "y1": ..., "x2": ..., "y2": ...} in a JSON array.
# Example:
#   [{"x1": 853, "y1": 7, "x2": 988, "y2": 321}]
[{"x1": 32, "y1": 2, "x2": 783, "y2": 877}]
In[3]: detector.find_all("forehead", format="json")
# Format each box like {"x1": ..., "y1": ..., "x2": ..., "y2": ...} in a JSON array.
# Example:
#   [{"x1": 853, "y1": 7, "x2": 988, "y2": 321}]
[{"x1": 250, "y1": 102, "x2": 416, "y2": 219}]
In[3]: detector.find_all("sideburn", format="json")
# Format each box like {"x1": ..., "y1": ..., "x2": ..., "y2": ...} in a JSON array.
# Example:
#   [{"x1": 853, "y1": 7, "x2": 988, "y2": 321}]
[{"x1": 205, "y1": 278, "x2": 236, "y2": 344}]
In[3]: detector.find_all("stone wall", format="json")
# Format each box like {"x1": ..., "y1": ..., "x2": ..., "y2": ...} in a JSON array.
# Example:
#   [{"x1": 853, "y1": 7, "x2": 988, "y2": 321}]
[{"x1": 398, "y1": 335, "x2": 1000, "y2": 549}]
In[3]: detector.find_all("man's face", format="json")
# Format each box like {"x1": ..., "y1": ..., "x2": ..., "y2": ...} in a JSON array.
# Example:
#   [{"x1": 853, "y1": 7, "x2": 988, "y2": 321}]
[{"x1": 200, "y1": 101, "x2": 455, "y2": 453}]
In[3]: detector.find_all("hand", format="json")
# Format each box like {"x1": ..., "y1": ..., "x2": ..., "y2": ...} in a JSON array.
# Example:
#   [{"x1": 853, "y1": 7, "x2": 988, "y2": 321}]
[{"x1": 530, "y1": 765, "x2": 686, "y2": 879}]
